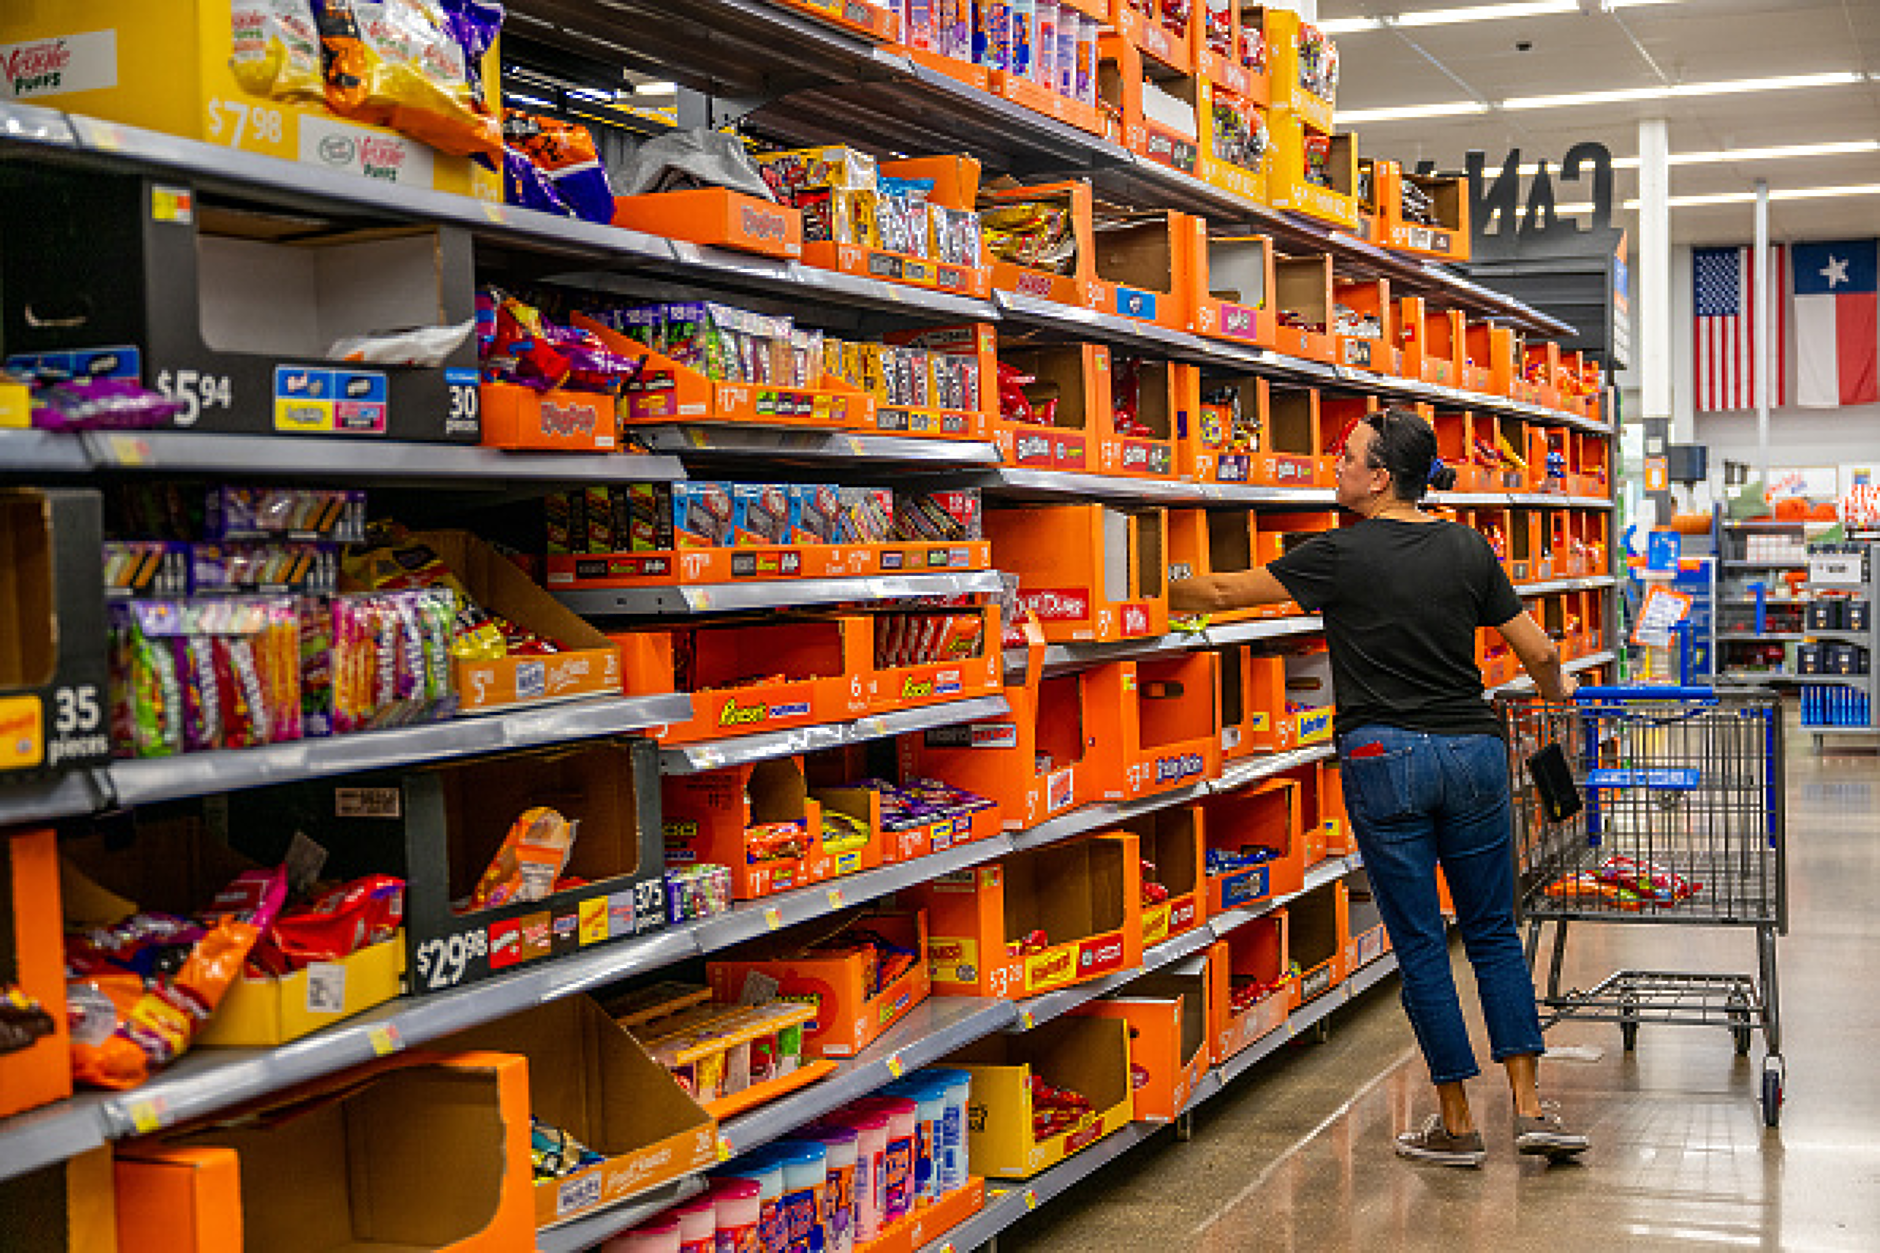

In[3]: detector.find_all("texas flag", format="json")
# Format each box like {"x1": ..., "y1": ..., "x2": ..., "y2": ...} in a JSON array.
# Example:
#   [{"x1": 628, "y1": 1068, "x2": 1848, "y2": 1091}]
[{"x1": 1792, "y1": 239, "x2": 1879, "y2": 408}]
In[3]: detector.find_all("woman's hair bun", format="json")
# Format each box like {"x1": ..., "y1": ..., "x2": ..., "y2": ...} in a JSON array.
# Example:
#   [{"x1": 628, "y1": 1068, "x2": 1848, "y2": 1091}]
[{"x1": 1430, "y1": 462, "x2": 1458, "y2": 492}]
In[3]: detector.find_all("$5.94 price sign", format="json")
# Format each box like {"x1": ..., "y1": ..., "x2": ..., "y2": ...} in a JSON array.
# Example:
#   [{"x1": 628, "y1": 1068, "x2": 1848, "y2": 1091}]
[{"x1": 155, "y1": 369, "x2": 234, "y2": 426}]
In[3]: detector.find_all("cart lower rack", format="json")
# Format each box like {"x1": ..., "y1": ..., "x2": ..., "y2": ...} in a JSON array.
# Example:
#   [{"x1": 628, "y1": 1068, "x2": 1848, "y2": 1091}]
[{"x1": 1500, "y1": 685, "x2": 1787, "y2": 1126}]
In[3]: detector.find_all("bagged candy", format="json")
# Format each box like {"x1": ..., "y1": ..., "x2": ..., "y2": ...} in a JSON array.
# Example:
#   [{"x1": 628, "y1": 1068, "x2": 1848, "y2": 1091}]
[
  {"x1": 251, "y1": 873, "x2": 406, "y2": 975},
  {"x1": 65, "y1": 868, "x2": 287, "y2": 1090},
  {"x1": 503, "y1": 112, "x2": 615, "y2": 225},
  {"x1": 532, "y1": 1117, "x2": 606, "y2": 1180},
  {"x1": 467, "y1": 807, "x2": 577, "y2": 912},
  {"x1": 351, "y1": 0, "x2": 503, "y2": 158},
  {"x1": 230, "y1": 0, "x2": 326, "y2": 100},
  {"x1": 312, "y1": 0, "x2": 374, "y2": 116}
]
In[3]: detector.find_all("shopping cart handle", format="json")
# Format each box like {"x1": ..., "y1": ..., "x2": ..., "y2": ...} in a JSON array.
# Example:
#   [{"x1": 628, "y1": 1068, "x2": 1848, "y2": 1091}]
[{"x1": 1575, "y1": 685, "x2": 1719, "y2": 704}]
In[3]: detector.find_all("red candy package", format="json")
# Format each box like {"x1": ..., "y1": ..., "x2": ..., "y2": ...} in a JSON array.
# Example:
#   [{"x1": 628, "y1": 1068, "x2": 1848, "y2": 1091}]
[{"x1": 251, "y1": 874, "x2": 407, "y2": 976}]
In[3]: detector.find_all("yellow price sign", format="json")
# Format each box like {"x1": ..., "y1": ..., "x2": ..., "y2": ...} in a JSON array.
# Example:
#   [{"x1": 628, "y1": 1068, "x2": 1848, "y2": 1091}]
[
  {"x1": 717, "y1": 1136, "x2": 735, "y2": 1161},
  {"x1": 886, "y1": 1055, "x2": 905, "y2": 1079},
  {"x1": 764, "y1": 907, "x2": 783, "y2": 931},
  {"x1": 827, "y1": 888, "x2": 845, "y2": 909},
  {"x1": 127, "y1": 1099, "x2": 166, "y2": 1135},
  {"x1": 1024, "y1": 1188, "x2": 1039, "y2": 1209},
  {"x1": 368, "y1": 1024, "x2": 403, "y2": 1056}
]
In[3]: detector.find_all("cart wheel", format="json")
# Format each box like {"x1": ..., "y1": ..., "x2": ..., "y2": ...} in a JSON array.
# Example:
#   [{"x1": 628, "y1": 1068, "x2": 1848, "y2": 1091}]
[{"x1": 1762, "y1": 1059, "x2": 1784, "y2": 1128}]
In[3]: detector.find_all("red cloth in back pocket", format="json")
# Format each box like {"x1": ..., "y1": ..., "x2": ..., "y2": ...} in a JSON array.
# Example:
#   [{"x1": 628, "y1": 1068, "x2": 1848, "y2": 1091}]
[{"x1": 1348, "y1": 743, "x2": 1387, "y2": 759}]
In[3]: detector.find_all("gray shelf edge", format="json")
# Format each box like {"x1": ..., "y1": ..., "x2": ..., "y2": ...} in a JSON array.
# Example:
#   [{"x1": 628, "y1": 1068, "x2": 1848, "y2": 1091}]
[
  {"x1": 79, "y1": 431, "x2": 690, "y2": 485},
  {"x1": 635, "y1": 425, "x2": 1005, "y2": 466},
  {"x1": 1210, "y1": 743, "x2": 1338, "y2": 795},
  {"x1": 659, "y1": 694, "x2": 1012, "y2": 775},
  {"x1": 558, "y1": 570, "x2": 1005, "y2": 617},
  {"x1": 106, "y1": 693, "x2": 694, "y2": 809},
  {"x1": 0, "y1": 1098, "x2": 111, "y2": 1186}
]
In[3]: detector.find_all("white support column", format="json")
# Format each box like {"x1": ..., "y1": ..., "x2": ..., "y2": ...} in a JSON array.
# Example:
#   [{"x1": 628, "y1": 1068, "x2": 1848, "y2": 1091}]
[
  {"x1": 1639, "y1": 119, "x2": 1675, "y2": 434},
  {"x1": 1754, "y1": 179, "x2": 1772, "y2": 488}
]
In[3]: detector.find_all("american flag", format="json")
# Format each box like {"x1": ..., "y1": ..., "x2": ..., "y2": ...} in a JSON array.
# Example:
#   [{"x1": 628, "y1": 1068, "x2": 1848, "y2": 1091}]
[{"x1": 1694, "y1": 244, "x2": 1786, "y2": 412}]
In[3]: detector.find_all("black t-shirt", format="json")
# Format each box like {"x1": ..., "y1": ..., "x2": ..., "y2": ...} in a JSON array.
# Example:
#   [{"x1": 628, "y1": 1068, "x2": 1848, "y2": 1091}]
[{"x1": 1268, "y1": 517, "x2": 1524, "y2": 739}]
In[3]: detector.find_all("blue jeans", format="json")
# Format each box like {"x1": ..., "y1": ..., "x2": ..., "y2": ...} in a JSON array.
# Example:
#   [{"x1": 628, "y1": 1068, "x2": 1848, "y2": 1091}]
[{"x1": 1338, "y1": 725, "x2": 1546, "y2": 1084}]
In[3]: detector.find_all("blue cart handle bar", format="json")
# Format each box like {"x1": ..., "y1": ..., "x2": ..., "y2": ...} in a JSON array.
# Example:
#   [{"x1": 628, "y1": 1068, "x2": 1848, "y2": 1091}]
[{"x1": 1574, "y1": 685, "x2": 1720, "y2": 705}]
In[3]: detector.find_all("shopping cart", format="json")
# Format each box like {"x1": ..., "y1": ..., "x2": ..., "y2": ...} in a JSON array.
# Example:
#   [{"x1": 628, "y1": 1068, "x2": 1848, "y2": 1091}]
[{"x1": 1499, "y1": 685, "x2": 1787, "y2": 1126}]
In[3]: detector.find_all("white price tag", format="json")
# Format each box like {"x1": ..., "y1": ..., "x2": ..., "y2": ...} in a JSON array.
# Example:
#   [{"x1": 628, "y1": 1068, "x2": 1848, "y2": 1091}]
[{"x1": 304, "y1": 961, "x2": 347, "y2": 1016}]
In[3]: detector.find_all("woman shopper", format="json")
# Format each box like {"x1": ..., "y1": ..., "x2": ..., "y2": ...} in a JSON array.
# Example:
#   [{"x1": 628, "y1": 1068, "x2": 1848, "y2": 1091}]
[{"x1": 1169, "y1": 407, "x2": 1589, "y2": 1167}]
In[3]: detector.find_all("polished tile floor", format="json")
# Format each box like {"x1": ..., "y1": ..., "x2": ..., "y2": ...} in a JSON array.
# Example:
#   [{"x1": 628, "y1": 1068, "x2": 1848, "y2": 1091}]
[{"x1": 1005, "y1": 725, "x2": 1880, "y2": 1252}]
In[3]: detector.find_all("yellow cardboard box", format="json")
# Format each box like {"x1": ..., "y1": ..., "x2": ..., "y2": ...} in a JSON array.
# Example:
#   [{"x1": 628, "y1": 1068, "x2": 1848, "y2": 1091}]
[
  {"x1": 945, "y1": 1016, "x2": 1135, "y2": 1178},
  {"x1": 196, "y1": 934, "x2": 405, "y2": 1048},
  {"x1": 0, "y1": 1, "x2": 499, "y2": 199}
]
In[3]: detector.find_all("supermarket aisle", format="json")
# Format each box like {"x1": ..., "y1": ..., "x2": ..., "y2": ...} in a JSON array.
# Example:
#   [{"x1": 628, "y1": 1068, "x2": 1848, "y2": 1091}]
[{"x1": 1005, "y1": 726, "x2": 1880, "y2": 1252}]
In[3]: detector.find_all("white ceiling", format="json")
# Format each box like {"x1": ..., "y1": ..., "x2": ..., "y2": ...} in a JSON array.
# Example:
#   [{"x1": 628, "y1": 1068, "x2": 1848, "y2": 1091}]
[{"x1": 1322, "y1": 0, "x2": 1880, "y2": 244}]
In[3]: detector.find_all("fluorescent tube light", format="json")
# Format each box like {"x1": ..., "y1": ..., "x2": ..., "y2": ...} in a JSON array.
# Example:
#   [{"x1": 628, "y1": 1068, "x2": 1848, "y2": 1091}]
[
  {"x1": 1320, "y1": 0, "x2": 1681, "y2": 35},
  {"x1": 1502, "y1": 71, "x2": 1863, "y2": 111},
  {"x1": 1511, "y1": 140, "x2": 1880, "y2": 177}
]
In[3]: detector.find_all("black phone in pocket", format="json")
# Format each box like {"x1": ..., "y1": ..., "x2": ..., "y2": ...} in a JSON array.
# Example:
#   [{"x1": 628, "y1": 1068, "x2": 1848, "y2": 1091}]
[{"x1": 1526, "y1": 742, "x2": 1582, "y2": 822}]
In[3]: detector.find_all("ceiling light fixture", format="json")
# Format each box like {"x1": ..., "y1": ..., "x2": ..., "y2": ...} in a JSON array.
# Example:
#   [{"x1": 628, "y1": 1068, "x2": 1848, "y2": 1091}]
[
  {"x1": 1551, "y1": 182, "x2": 1880, "y2": 214},
  {"x1": 1319, "y1": 0, "x2": 1681, "y2": 35},
  {"x1": 1501, "y1": 70, "x2": 1863, "y2": 111},
  {"x1": 1510, "y1": 139, "x2": 1880, "y2": 177},
  {"x1": 1339, "y1": 70, "x2": 1866, "y2": 125}
]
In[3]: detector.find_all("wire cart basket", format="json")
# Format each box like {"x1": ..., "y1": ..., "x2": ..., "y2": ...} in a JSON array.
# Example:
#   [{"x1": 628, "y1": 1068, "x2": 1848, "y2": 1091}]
[{"x1": 1499, "y1": 685, "x2": 1788, "y2": 1126}]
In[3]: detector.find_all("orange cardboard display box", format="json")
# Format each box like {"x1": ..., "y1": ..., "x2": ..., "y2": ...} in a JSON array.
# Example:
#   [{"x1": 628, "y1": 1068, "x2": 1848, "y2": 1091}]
[
  {"x1": 707, "y1": 909, "x2": 933, "y2": 1059},
  {"x1": 981, "y1": 182, "x2": 1109, "y2": 311},
  {"x1": 1201, "y1": 776, "x2": 1303, "y2": 913},
  {"x1": 1101, "y1": 34, "x2": 1200, "y2": 179},
  {"x1": 479, "y1": 384, "x2": 619, "y2": 453},
  {"x1": 908, "y1": 831, "x2": 1143, "y2": 1000},
  {"x1": 1289, "y1": 879, "x2": 1349, "y2": 1007},
  {"x1": 388, "y1": 530, "x2": 623, "y2": 714},
  {"x1": 1198, "y1": 234, "x2": 1279, "y2": 350},
  {"x1": 1216, "y1": 644, "x2": 1286, "y2": 758},
  {"x1": 1333, "y1": 275, "x2": 1398, "y2": 374},
  {"x1": 1124, "y1": 805, "x2": 1208, "y2": 948},
  {"x1": 1168, "y1": 507, "x2": 1259, "y2": 622},
  {"x1": 880, "y1": 322, "x2": 999, "y2": 441},
  {"x1": 1117, "y1": 0, "x2": 1197, "y2": 74},
  {"x1": 445, "y1": 998, "x2": 719, "y2": 1227},
  {"x1": 616, "y1": 615, "x2": 871, "y2": 744},
  {"x1": 662, "y1": 756, "x2": 883, "y2": 901},
  {"x1": 986, "y1": 503, "x2": 1168, "y2": 644},
  {"x1": 1180, "y1": 375, "x2": 1266, "y2": 485},
  {"x1": 1083, "y1": 655, "x2": 1222, "y2": 801},
  {"x1": 1254, "y1": 513, "x2": 1338, "y2": 613},
  {"x1": 1435, "y1": 409, "x2": 1498, "y2": 492},
  {"x1": 1, "y1": 1147, "x2": 116, "y2": 1253},
  {"x1": 1195, "y1": 2, "x2": 1260, "y2": 99},
  {"x1": 1405, "y1": 298, "x2": 1465, "y2": 388},
  {"x1": 1272, "y1": 252, "x2": 1337, "y2": 362},
  {"x1": 1281, "y1": 644, "x2": 1336, "y2": 746},
  {"x1": 854, "y1": 1178, "x2": 987, "y2": 1253},
  {"x1": 1521, "y1": 341, "x2": 1564, "y2": 410},
  {"x1": 1093, "y1": 210, "x2": 1210, "y2": 333},
  {"x1": 1070, "y1": 981, "x2": 1209, "y2": 1121},
  {"x1": 899, "y1": 636, "x2": 1116, "y2": 832},
  {"x1": 1321, "y1": 757, "x2": 1352, "y2": 856},
  {"x1": 1101, "y1": 356, "x2": 1191, "y2": 479},
  {"x1": 1266, "y1": 112, "x2": 1359, "y2": 231},
  {"x1": 113, "y1": 1052, "x2": 536, "y2": 1253},
  {"x1": 1465, "y1": 320, "x2": 1516, "y2": 397},
  {"x1": 1206, "y1": 914, "x2": 1294, "y2": 1064},
  {"x1": 0, "y1": 829, "x2": 69, "y2": 1119},
  {"x1": 943, "y1": 1014, "x2": 1136, "y2": 1178},
  {"x1": 994, "y1": 342, "x2": 1107, "y2": 473},
  {"x1": 1194, "y1": 80, "x2": 1271, "y2": 205},
  {"x1": 804, "y1": 746, "x2": 1004, "y2": 865},
  {"x1": 1366, "y1": 160, "x2": 1471, "y2": 263},
  {"x1": 1477, "y1": 623, "x2": 1517, "y2": 688},
  {"x1": 574, "y1": 314, "x2": 876, "y2": 432},
  {"x1": 1505, "y1": 508, "x2": 1542, "y2": 584},
  {"x1": 1273, "y1": 759, "x2": 1327, "y2": 867},
  {"x1": 1262, "y1": 388, "x2": 1331, "y2": 488},
  {"x1": 610, "y1": 188, "x2": 804, "y2": 260}
]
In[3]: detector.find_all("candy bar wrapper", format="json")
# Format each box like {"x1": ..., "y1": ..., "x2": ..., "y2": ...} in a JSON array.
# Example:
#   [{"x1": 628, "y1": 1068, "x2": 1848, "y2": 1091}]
[
  {"x1": 876, "y1": 614, "x2": 909, "y2": 671},
  {"x1": 836, "y1": 488, "x2": 895, "y2": 543},
  {"x1": 792, "y1": 328, "x2": 826, "y2": 389},
  {"x1": 934, "y1": 613, "x2": 986, "y2": 661},
  {"x1": 583, "y1": 486, "x2": 616, "y2": 554},
  {"x1": 545, "y1": 490, "x2": 574, "y2": 555},
  {"x1": 185, "y1": 542, "x2": 339, "y2": 598},
  {"x1": 673, "y1": 483, "x2": 736, "y2": 547},
  {"x1": 627, "y1": 483, "x2": 677, "y2": 551},
  {"x1": 109, "y1": 601, "x2": 186, "y2": 760},
  {"x1": 754, "y1": 146, "x2": 880, "y2": 206},
  {"x1": 205, "y1": 486, "x2": 367, "y2": 543},
  {"x1": 103, "y1": 542, "x2": 190, "y2": 600},
  {"x1": 789, "y1": 484, "x2": 844, "y2": 544},
  {"x1": 733, "y1": 483, "x2": 795, "y2": 547},
  {"x1": 893, "y1": 490, "x2": 983, "y2": 542}
]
